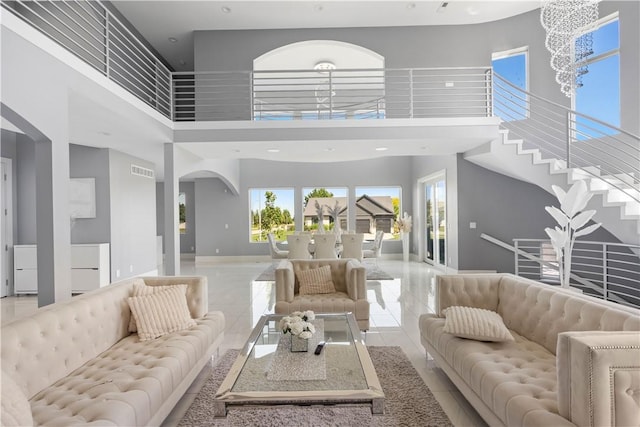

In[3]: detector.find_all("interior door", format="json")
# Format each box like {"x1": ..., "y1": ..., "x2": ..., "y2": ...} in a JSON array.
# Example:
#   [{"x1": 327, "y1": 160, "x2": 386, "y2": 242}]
[{"x1": 1, "y1": 159, "x2": 10, "y2": 297}]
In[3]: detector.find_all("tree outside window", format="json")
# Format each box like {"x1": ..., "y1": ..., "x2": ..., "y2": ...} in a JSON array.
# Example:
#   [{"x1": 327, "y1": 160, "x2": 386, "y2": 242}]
[
  {"x1": 179, "y1": 192, "x2": 186, "y2": 234},
  {"x1": 249, "y1": 188, "x2": 294, "y2": 242}
]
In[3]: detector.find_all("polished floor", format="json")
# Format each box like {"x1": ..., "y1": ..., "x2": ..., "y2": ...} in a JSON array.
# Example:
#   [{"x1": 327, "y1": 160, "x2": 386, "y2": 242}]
[{"x1": 1, "y1": 258, "x2": 486, "y2": 426}]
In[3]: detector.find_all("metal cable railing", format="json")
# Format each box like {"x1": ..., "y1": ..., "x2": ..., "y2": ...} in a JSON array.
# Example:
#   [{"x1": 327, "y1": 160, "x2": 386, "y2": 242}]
[
  {"x1": 2, "y1": 0, "x2": 173, "y2": 119},
  {"x1": 514, "y1": 238, "x2": 640, "y2": 309},
  {"x1": 171, "y1": 67, "x2": 492, "y2": 122},
  {"x1": 492, "y1": 73, "x2": 640, "y2": 204}
]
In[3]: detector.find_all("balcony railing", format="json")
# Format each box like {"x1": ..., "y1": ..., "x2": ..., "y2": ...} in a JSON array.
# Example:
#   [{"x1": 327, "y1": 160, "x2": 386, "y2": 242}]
[
  {"x1": 2, "y1": 0, "x2": 173, "y2": 119},
  {"x1": 172, "y1": 67, "x2": 493, "y2": 122}
]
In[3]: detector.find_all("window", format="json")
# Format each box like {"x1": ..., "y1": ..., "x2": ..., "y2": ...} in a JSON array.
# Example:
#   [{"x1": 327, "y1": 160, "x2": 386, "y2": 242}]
[
  {"x1": 249, "y1": 188, "x2": 295, "y2": 242},
  {"x1": 354, "y1": 186, "x2": 401, "y2": 240},
  {"x1": 574, "y1": 15, "x2": 620, "y2": 136},
  {"x1": 492, "y1": 47, "x2": 529, "y2": 121},
  {"x1": 179, "y1": 192, "x2": 186, "y2": 234},
  {"x1": 302, "y1": 187, "x2": 348, "y2": 232}
]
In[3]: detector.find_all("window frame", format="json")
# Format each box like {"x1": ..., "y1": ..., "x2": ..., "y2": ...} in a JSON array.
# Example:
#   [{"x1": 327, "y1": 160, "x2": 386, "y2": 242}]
[{"x1": 491, "y1": 46, "x2": 530, "y2": 121}]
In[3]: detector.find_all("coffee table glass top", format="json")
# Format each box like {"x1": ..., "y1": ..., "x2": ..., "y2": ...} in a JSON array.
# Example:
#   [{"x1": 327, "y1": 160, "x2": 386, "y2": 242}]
[{"x1": 214, "y1": 313, "x2": 384, "y2": 416}]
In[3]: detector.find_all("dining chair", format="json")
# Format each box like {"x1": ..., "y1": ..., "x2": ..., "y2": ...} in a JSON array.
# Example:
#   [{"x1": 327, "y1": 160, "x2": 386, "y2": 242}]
[
  {"x1": 313, "y1": 233, "x2": 338, "y2": 259},
  {"x1": 267, "y1": 233, "x2": 288, "y2": 259},
  {"x1": 286, "y1": 234, "x2": 312, "y2": 259},
  {"x1": 341, "y1": 233, "x2": 364, "y2": 261},
  {"x1": 363, "y1": 230, "x2": 384, "y2": 265}
]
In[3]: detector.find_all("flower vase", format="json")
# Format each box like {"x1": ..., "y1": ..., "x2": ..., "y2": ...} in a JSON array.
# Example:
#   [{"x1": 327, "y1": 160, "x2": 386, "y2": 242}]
[
  {"x1": 401, "y1": 232, "x2": 409, "y2": 262},
  {"x1": 290, "y1": 335, "x2": 308, "y2": 352}
]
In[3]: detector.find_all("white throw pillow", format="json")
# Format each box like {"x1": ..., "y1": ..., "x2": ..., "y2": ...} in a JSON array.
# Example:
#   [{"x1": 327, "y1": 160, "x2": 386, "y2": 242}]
[
  {"x1": 128, "y1": 281, "x2": 188, "y2": 332},
  {"x1": 296, "y1": 265, "x2": 336, "y2": 295},
  {"x1": 1, "y1": 371, "x2": 33, "y2": 427},
  {"x1": 442, "y1": 306, "x2": 514, "y2": 342},
  {"x1": 128, "y1": 286, "x2": 196, "y2": 341}
]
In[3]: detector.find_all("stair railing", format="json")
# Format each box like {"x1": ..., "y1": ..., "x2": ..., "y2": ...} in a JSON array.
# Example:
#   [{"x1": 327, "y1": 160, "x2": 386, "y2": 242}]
[
  {"x1": 512, "y1": 237, "x2": 640, "y2": 308},
  {"x1": 492, "y1": 72, "x2": 640, "y2": 204}
]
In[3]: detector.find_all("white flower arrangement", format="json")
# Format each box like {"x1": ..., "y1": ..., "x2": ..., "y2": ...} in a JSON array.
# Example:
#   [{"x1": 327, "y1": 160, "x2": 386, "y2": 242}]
[
  {"x1": 278, "y1": 310, "x2": 316, "y2": 340},
  {"x1": 396, "y1": 211, "x2": 412, "y2": 233}
]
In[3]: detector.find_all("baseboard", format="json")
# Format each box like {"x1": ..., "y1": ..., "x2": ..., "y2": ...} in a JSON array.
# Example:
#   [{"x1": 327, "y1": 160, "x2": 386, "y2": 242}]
[{"x1": 195, "y1": 255, "x2": 271, "y2": 264}]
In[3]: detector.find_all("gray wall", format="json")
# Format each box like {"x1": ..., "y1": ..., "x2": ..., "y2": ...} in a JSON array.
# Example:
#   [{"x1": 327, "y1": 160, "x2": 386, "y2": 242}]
[
  {"x1": 194, "y1": 2, "x2": 638, "y2": 133},
  {"x1": 69, "y1": 144, "x2": 110, "y2": 244},
  {"x1": 108, "y1": 150, "x2": 157, "y2": 279},
  {"x1": 456, "y1": 156, "x2": 622, "y2": 274},
  {"x1": 193, "y1": 157, "x2": 413, "y2": 257}
]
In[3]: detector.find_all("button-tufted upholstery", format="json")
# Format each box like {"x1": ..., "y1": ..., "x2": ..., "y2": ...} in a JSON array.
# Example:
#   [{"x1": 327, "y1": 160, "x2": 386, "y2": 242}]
[
  {"x1": 1, "y1": 276, "x2": 225, "y2": 427},
  {"x1": 419, "y1": 274, "x2": 640, "y2": 427},
  {"x1": 274, "y1": 259, "x2": 369, "y2": 330}
]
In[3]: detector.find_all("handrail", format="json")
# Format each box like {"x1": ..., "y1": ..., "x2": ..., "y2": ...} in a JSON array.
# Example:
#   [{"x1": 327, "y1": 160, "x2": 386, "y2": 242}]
[
  {"x1": 2, "y1": 0, "x2": 173, "y2": 119},
  {"x1": 492, "y1": 72, "x2": 640, "y2": 205}
]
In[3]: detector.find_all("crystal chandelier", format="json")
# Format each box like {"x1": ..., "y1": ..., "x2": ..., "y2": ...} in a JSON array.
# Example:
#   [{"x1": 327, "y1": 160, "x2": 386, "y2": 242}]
[{"x1": 540, "y1": 0, "x2": 601, "y2": 97}]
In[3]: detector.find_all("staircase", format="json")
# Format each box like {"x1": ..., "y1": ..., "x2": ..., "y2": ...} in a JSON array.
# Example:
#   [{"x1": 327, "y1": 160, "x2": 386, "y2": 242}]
[
  {"x1": 465, "y1": 73, "x2": 640, "y2": 245},
  {"x1": 465, "y1": 130, "x2": 639, "y2": 244}
]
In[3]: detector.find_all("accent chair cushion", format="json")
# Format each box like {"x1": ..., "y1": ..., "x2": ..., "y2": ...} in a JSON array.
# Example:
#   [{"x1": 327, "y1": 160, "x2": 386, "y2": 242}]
[
  {"x1": 296, "y1": 265, "x2": 336, "y2": 295},
  {"x1": 128, "y1": 285, "x2": 196, "y2": 341},
  {"x1": 1, "y1": 371, "x2": 33, "y2": 427},
  {"x1": 442, "y1": 306, "x2": 514, "y2": 342}
]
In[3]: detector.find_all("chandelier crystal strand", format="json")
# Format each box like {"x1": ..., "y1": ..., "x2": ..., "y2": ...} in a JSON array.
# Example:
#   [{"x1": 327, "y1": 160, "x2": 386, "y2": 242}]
[{"x1": 540, "y1": 0, "x2": 600, "y2": 97}]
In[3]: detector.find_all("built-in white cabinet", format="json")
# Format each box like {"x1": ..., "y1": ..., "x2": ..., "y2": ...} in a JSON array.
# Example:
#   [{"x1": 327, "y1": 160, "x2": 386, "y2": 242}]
[
  {"x1": 14, "y1": 244, "x2": 110, "y2": 294},
  {"x1": 14, "y1": 245, "x2": 38, "y2": 294},
  {"x1": 70, "y1": 244, "x2": 110, "y2": 293}
]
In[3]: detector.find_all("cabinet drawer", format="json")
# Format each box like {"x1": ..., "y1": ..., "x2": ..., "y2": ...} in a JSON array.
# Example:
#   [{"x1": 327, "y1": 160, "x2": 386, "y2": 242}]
[
  {"x1": 15, "y1": 269, "x2": 37, "y2": 293},
  {"x1": 14, "y1": 246, "x2": 37, "y2": 269},
  {"x1": 71, "y1": 245, "x2": 101, "y2": 268},
  {"x1": 71, "y1": 269, "x2": 100, "y2": 292}
]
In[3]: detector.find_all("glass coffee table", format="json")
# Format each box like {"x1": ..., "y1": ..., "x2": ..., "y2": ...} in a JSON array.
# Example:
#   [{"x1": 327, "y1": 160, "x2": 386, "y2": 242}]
[{"x1": 214, "y1": 313, "x2": 384, "y2": 417}]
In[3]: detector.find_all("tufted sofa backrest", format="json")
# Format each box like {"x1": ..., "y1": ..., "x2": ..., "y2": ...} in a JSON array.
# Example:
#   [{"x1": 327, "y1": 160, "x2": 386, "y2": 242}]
[
  {"x1": 291, "y1": 259, "x2": 354, "y2": 294},
  {"x1": 0, "y1": 276, "x2": 208, "y2": 399},
  {"x1": 497, "y1": 276, "x2": 640, "y2": 354}
]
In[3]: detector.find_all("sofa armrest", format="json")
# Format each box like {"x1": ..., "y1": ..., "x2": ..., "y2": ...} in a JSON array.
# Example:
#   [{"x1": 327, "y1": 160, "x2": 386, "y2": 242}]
[
  {"x1": 345, "y1": 259, "x2": 366, "y2": 300},
  {"x1": 557, "y1": 331, "x2": 640, "y2": 427},
  {"x1": 275, "y1": 260, "x2": 295, "y2": 303},
  {"x1": 142, "y1": 276, "x2": 208, "y2": 319},
  {"x1": 435, "y1": 274, "x2": 501, "y2": 315}
]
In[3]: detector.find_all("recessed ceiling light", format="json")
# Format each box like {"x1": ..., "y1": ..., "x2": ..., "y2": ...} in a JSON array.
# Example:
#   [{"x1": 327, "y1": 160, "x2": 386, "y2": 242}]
[
  {"x1": 375, "y1": 147, "x2": 388, "y2": 151},
  {"x1": 97, "y1": 131, "x2": 111, "y2": 136},
  {"x1": 324, "y1": 147, "x2": 335, "y2": 152},
  {"x1": 314, "y1": 4, "x2": 323, "y2": 12},
  {"x1": 466, "y1": 6, "x2": 479, "y2": 16},
  {"x1": 314, "y1": 61, "x2": 336, "y2": 71},
  {"x1": 233, "y1": 149, "x2": 240, "y2": 153},
  {"x1": 168, "y1": 37, "x2": 178, "y2": 43},
  {"x1": 406, "y1": 3, "x2": 416, "y2": 9},
  {"x1": 267, "y1": 148, "x2": 280, "y2": 153},
  {"x1": 221, "y1": 6, "x2": 231, "y2": 13}
]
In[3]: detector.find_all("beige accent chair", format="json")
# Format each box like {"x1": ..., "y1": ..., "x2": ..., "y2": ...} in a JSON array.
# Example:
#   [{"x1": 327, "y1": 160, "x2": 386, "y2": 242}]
[
  {"x1": 267, "y1": 233, "x2": 288, "y2": 259},
  {"x1": 287, "y1": 234, "x2": 312, "y2": 259},
  {"x1": 275, "y1": 259, "x2": 370, "y2": 330},
  {"x1": 313, "y1": 233, "x2": 338, "y2": 259},
  {"x1": 341, "y1": 233, "x2": 364, "y2": 261},
  {"x1": 363, "y1": 230, "x2": 384, "y2": 263}
]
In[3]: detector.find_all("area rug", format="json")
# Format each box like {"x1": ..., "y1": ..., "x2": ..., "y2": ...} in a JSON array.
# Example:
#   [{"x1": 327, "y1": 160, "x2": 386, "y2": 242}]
[
  {"x1": 255, "y1": 263, "x2": 394, "y2": 281},
  {"x1": 179, "y1": 346, "x2": 452, "y2": 427}
]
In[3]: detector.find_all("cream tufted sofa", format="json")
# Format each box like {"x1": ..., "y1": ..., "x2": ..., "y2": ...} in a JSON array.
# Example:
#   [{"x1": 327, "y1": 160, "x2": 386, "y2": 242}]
[
  {"x1": 419, "y1": 274, "x2": 640, "y2": 427},
  {"x1": 1, "y1": 276, "x2": 225, "y2": 426},
  {"x1": 274, "y1": 259, "x2": 369, "y2": 330}
]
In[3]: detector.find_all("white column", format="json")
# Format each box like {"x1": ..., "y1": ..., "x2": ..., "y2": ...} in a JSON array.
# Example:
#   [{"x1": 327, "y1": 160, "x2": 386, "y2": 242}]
[{"x1": 163, "y1": 143, "x2": 180, "y2": 275}]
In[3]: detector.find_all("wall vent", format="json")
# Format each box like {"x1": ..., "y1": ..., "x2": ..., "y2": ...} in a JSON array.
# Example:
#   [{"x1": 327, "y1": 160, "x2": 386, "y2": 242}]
[{"x1": 131, "y1": 164, "x2": 155, "y2": 179}]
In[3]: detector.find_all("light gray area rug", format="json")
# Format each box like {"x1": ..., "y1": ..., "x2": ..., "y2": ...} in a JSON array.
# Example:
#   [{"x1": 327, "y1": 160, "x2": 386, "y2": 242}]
[
  {"x1": 179, "y1": 346, "x2": 453, "y2": 427},
  {"x1": 255, "y1": 263, "x2": 394, "y2": 281}
]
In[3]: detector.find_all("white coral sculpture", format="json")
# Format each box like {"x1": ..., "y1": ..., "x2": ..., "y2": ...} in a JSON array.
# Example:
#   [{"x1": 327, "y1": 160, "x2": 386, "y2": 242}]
[{"x1": 544, "y1": 180, "x2": 601, "y2": 288}]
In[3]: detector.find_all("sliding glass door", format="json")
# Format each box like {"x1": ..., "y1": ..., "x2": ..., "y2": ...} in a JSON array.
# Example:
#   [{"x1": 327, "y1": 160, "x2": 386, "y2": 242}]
[{"x1": 424, "y1": 176, "x2": 446, "y2": 266}]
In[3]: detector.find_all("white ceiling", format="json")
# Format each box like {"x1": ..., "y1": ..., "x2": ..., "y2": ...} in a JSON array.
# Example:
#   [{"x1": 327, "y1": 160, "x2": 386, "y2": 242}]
[{"x1": 112, "y1": 1, "x2": 541, "y2": 71}]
